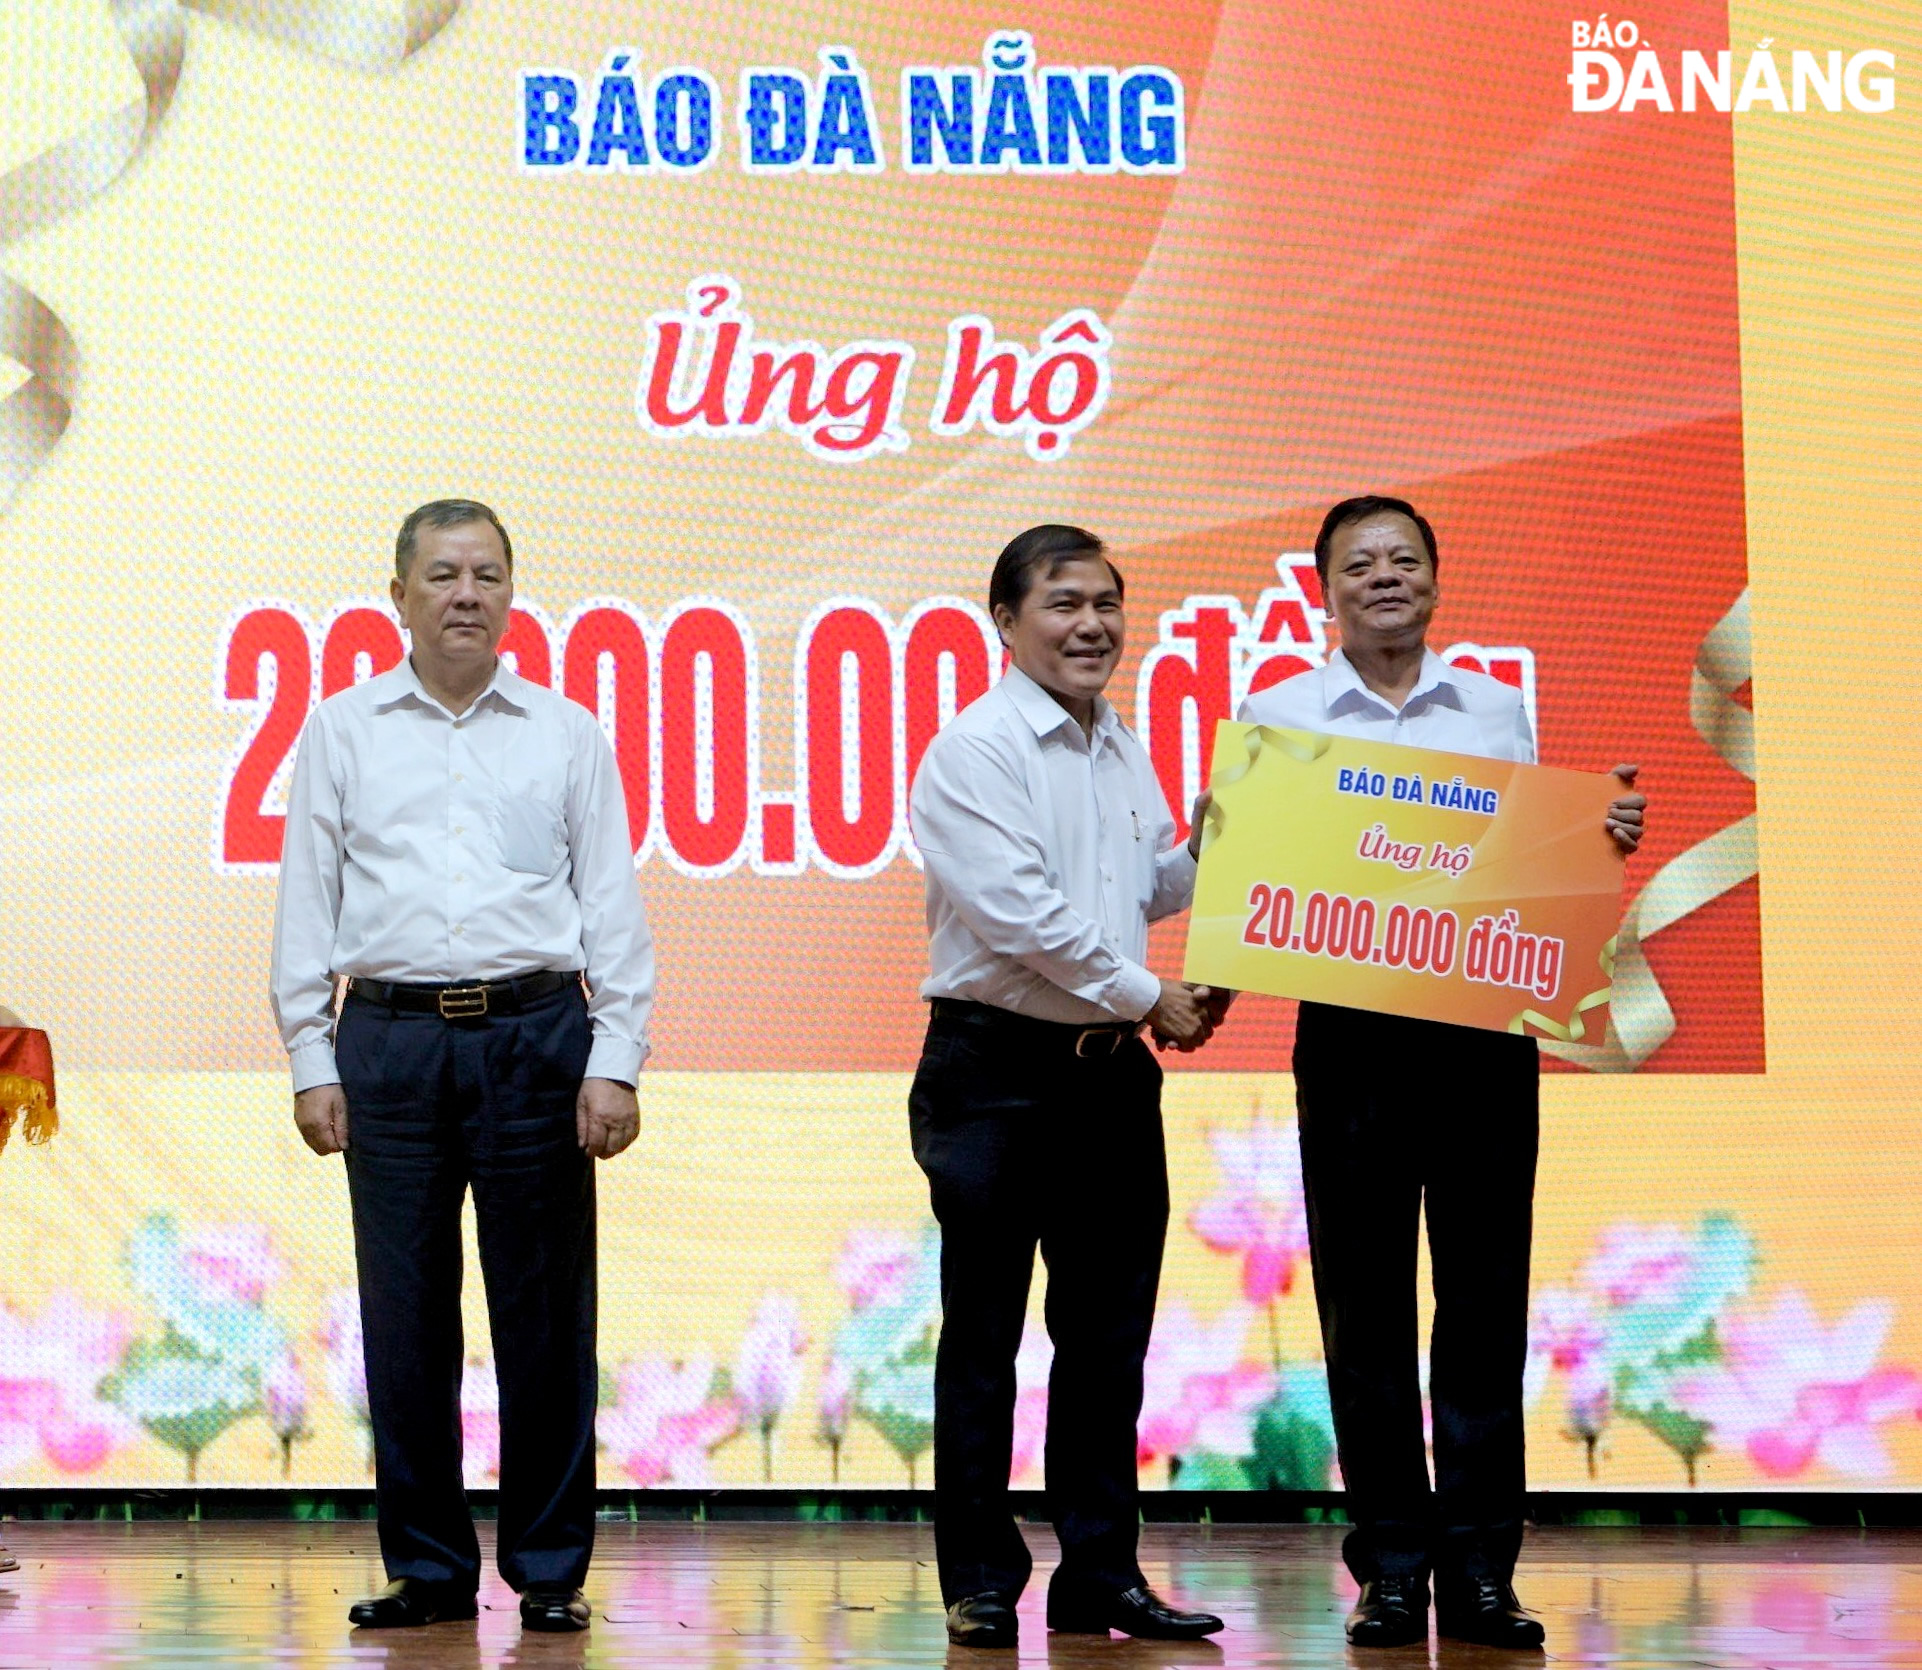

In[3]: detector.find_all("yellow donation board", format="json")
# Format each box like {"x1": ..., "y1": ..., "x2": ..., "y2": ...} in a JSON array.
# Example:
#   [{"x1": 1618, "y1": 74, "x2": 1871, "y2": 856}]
[{"x1": 1185, "y1": 724, "x2": 1625, "y2": 1038}]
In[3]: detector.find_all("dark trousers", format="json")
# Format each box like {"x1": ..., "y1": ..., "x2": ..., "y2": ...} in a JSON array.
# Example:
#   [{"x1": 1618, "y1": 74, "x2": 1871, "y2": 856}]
[
  {"x1": 909, "y1": 1003, "x2": 1169, "y2": 1607},
  {"x1": 337, "y1": 982, "x2": 598, "y2": 1594},
  {"x1": 1292, "y1": 1001, "x2": 1539, "y2": 1586}
]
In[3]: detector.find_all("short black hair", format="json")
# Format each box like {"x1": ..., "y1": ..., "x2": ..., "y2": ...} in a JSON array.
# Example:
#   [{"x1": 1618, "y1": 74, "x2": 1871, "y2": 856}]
[
  {"x1": 395, "y1": 499, "x2": 514, "y2": 580},
  {"x1": 1314, "y1": 495, "x2": 1438, "y2": 586},
  {"x1": 988, "y1": 524, "x2": 1124, "y2": 618}
]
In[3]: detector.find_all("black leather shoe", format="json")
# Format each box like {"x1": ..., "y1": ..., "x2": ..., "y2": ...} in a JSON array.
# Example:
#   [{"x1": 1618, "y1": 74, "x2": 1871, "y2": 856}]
[
  {"x1": 1049, "y1": 1584, "x2": 1224, "y2": 1639},
  {"x1": 946, "y1": 1591, "x2": 1018, "y2": 1648},
  {"x1": 347, "y1": 1577, "x2": 478, "y2": 1629},
  {"x1": 520, "y1": 1584, "x2": 592, "y2": 1632},
  {"x1": 1345, "y1": 1576, "x2": 1429, "y2": 1647},
  {"x1": 1435, "y1": 1578, "x2": 1544, "y2": 1649}
]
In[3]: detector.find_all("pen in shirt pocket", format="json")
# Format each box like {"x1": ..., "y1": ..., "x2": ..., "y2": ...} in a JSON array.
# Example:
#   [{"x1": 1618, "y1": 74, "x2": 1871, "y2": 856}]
[{"x1": 1131, "y1": 809, "x2": 1143, "y2": 841}]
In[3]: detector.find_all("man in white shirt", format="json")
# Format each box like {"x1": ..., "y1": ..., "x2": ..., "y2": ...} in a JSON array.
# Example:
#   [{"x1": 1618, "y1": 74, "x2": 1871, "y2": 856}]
[
  {"x1": 1239, "y1": 496, "x2": 1645, "y2": 1651},
  {"x1": 271, "y1": 500, "x2": 655, "y2": 1635},
  {"x1": 909, "y1": 525, "x2": 1225, "y2": 1650}
]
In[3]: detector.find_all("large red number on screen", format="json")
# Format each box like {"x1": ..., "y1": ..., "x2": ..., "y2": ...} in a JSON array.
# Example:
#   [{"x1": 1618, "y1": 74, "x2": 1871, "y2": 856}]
[
  {"x1": 500, "y1": 608, "x2": 552, "y2": 686},
  {"x1": 563, "y1": 606, "x2": 651, "y2": 853},
  {"x1": 221, "y1": 608, "x2": 311, "y2": 867},
  {"x1": 659, "y1": 606, "x2": 750, "y2": 870},
  {"x1": 320, "y1": 608, "x2": 403, "y2": 697},
  {"x1": 902, "y1": 604, "x2": 992, "y2": 796},
  {"x1": 805, "y1": 605, "x2": 895, "y2": 872}
]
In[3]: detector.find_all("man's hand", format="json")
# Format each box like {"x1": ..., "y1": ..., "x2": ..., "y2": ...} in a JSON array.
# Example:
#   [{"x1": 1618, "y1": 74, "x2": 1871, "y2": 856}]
[
  {"x1": 293, "y1": 1084, "x2": 349, "y2": 1156},
  {"x1": 1605, "y1": 764, "x2": 1647, "y2": 856},
  {"x1": 1187, "y1": 790, "x2": 1214, "y2": 859},
  {"x1": 1202, "y1": 986, "x2": 1238, "y2": 1028},
  {"x1": 577, "y1": 1077, "x2": 640, "y2": 1160},
  {"x1": 1147, "y1": 978, "x2": 1214, "y2": 1052}
]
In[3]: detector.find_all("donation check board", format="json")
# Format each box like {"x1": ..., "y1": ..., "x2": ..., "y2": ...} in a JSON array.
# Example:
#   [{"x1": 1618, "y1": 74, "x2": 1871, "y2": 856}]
[{"x1": 1184, "y1": 724, "x2": 1626, "y2": 1039}]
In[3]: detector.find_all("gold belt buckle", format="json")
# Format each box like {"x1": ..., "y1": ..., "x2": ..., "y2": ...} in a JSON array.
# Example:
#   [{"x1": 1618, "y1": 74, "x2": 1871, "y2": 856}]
[
  {"x1": 437, "y1": 985, "x2": 490, "y2": 1019},
  {"x1": 1075, "y1": 1027, "x2": 1122, "y2": 1058}
]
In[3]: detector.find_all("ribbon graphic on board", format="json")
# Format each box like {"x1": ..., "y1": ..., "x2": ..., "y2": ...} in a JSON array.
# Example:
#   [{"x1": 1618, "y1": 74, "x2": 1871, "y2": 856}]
[
  {"x1": 1541, "y1": 589, "x2": 1758, "y2": 1072},
  {"x1": 1198, "y1": 724, "x2": 1333, "y2": 852},
  {"x1": 0, "y1": 0, "x2": 460, "y2": 513},
  {"x1": 1509, "y1": 934, "x2": 1616, "y2": 1044}
]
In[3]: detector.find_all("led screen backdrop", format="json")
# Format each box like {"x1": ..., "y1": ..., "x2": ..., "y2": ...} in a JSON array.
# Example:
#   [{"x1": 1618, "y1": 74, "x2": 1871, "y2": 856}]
[{"x1": 0, "y1": 0, "x2": 1911, "y2": 1493}]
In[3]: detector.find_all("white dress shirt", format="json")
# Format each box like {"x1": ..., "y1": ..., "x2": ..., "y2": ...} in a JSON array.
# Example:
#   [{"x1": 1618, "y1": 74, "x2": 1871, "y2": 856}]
[
  {"x1": 270, "y1": 657, "x2": 656, "y2": 1093},
  {"x1": 1238, "y1": 647, "x2": 1535, "y2": 764},
  {"x1": 910, "y1": 666, "x2": 1197, "y2": 1025}
]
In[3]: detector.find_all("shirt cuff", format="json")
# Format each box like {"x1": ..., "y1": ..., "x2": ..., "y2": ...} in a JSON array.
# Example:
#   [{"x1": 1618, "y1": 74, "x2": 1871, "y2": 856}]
[
  {"x1": 289, "y1": 1038, "x2": 340, "y2": 1095},
  {"x1": 1110, "y1": 960, "x2": 1164, "y2": 1023},
  {"x1": 586, "y1": 1035, "x2": 649, "y2": 1087}
]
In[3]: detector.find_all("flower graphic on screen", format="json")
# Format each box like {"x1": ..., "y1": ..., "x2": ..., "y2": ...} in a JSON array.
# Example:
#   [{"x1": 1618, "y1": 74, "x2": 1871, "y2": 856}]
[
  {"x1": 1673, "y1": 1291, "x2": 1922, "y2": 1480},
  {"x1": 1009, "y1": 1326, "x2": 1052, "y2": 1485},
  {"x1": 828, "y1": 1223, "x2": 942, "y2": 1487},
  {"x1": 835, "y1": 1228, "x2": 918, "y2": 1312},
  {"x1": 815, "y1": 1355, "x2": 855, "y2": 1483},
  {"x1": 1527, "y1": 1214, "x2": 1754, "y2": 1484},
  {"x1": 1525, "y1": 1286, "x2": 1612, "y2": 1474},
  {"x1": 0, "y1": 1293, "x2": 136, "y2": 1476},
  {"x1": 599, "y1": 1354, "x2": 742, "y2": 1487},
  {"x1": 100, "y1": 1214, "x2": 294, "y2": 1481},
  {"x1": 182, "y1": 1225, "x2": 288, "y2": 1308},
  {"x1": 317, "y1": 1288, "x2": 371, "y2": 1472},
  {"x1": 460, "y1": 1357, "x2": 500, "y2": 1487},
  {"x1": 1582, "y1": 1222, "x2": 1700, "y2": 1308},
  {"x1": 1188, "y1": 1109, "x2": 1311, "y2": 1367},
  {"x1": 1137, "y1": 1302, "x2": 1277, "y2": 1486},
  {"x1": 733, "y1": 1293, "x2": 807, "y2": 1482},
  {"x1": 262, "y1": 1350, "x2": 311, "y2": 1480}
]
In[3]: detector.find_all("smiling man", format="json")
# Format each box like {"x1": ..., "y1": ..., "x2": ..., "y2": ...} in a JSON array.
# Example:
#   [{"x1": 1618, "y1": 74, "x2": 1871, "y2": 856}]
[
  {"x1": 907, "y1": 524, "x2": 1223, "y2": 1650},
  {"x1": 271, "y1": 499, "x2": 655, "y2": 1636},
  {"x1": 1238, "y1": 496, "x2": 1646, "y2": 1651}
]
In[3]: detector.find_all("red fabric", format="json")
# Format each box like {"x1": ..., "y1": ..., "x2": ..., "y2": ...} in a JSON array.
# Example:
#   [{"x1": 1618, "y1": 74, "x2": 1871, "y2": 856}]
[{"x1": 0, "y1": 1028, "x2": 56, "y2": 1105}]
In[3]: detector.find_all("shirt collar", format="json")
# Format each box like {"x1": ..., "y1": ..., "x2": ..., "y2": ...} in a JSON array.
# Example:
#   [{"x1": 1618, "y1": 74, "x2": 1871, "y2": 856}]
[
  {"x1": 1002, "y1": 665, "x2": 1120, "y2": 746},
  {"x1": 1322, "y1": 646, "x2": 1461, "y2": 717},
  {"x1": 372, "y1": 653, "x2": 531, "y2": 719}
]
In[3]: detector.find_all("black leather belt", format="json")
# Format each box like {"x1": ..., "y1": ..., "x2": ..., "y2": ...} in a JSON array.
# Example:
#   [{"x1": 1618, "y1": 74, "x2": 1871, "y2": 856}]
[
  {"x1": 929, "y1": 997, "x2": 1140, "y2": 1059},
  {"x1": 348, "y1": 969, "x2": 577, "y2": 1019}
]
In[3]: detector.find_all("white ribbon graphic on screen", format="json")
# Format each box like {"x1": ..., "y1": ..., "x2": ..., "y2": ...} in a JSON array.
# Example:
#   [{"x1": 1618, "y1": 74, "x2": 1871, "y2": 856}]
[
  {"x1": 1540, "y1": 589, "x2": 1758, "y2": 1073},
  {"x1": 0, "y1": 0, "x2": 459, "y2": 511}
]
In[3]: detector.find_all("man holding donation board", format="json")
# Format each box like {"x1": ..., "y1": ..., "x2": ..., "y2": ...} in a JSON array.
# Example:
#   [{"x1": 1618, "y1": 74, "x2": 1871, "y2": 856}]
[
  {"x1": 1214, "y1": 497, "x2": 1645, "y2": 1650},
  {"x1": 908, "y1": 525, "x2": 1227, "y2": 1650}
]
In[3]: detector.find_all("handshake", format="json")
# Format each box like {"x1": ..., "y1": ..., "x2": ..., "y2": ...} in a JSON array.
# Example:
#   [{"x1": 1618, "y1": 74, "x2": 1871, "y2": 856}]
[{"x1": 1146, "y1": 979, "x2": 1234, "y2": 1054}]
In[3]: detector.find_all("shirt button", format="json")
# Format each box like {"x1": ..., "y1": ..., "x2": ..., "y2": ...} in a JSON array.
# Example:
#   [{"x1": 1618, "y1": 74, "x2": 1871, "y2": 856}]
[
  {"x1": 454, "y1": 825, "x2": 464, "y2": 835},
  {"x1": 453, "y1": 872, "x2": 465, "y2": 883},
  {"x1": 454, "y1": 772, "x2": 465, "y2": 783},
  {"x1": 453, "y1": 925, "x2": 464, "y2": 936}
]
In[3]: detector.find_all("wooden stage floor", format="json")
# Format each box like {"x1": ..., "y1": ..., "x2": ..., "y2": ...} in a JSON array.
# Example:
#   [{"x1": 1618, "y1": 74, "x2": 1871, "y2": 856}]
[{"x1": 0, "y1": 1520, "x2": 1918, "y2": 1667}]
